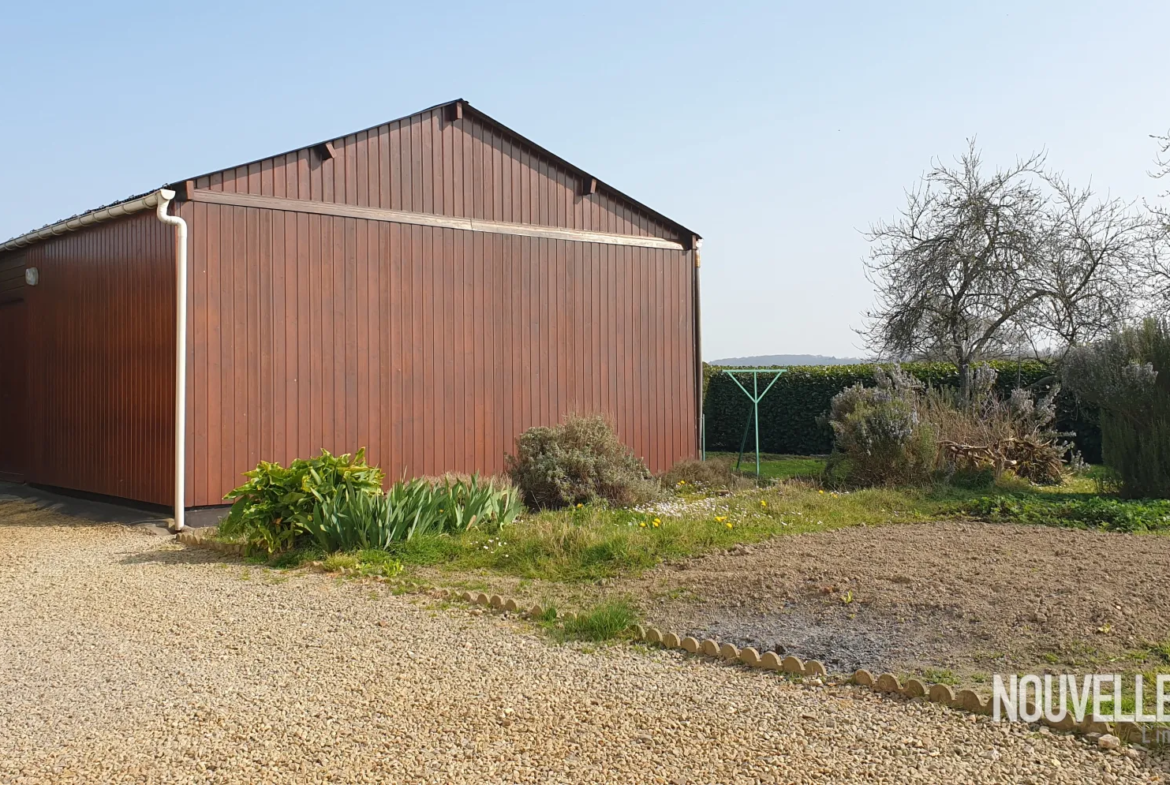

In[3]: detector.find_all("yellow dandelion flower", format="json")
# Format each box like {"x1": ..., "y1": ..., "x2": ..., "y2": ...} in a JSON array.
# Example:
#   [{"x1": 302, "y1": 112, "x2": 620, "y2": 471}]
[
  {"x1": 760, "y1": 500, "x2": 767, "y2": 508},
  {"x1": 639, "y1": 521, "x2": 647, "y2": 528},
  {"x1": 725, "y1": 522, "x2": 734, "y2": 529},
  {"x1": 652, "y1": 520, "x2": 660, "y2": 528},
  {"x1": 714, "y1": 515, "x2": 727, "y2": 523},
  {"x1": 819, "y1": 489, "x2": 825, "y2": 495},
  {"x1": 576, "y1": 503, "x2": 584, "y2": 508}
]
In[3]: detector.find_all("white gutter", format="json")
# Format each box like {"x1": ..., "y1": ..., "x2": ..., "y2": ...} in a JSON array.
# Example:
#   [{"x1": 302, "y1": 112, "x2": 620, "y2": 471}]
[
  {"x1": 0, "y1": 190, "x2": 174, "y2": 253},
  {"x1": 154, "y1": 191, "x2": 188, "y2": 533},
  {"x1": 0, "y1": 188, "x2": 188, "y2": 532}
]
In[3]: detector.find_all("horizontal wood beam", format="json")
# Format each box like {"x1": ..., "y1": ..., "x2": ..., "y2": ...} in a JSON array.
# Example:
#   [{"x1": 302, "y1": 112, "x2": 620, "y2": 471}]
[{"x1": 188, "y1": 190, "x2": 686, "y2": 251}]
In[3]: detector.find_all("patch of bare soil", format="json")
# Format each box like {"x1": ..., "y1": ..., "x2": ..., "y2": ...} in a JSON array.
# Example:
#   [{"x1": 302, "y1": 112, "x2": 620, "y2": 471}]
[
  {"x1": 425, "y1": 521, "x2": 1170, "y2": 684},
  {"x1": 625, "y1": 522, "x2": 1170, "y2": 679}
]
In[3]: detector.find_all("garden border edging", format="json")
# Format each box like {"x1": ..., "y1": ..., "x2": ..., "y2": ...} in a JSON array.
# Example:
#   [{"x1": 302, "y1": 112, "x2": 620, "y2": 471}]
[
  {"x1": 428, "y1": 587, "x2": 1143, "y2": 744},
  {"x1": 177, "y1": 530, "x2": 245, "y2": 555},
  {"x1": 173, "y1": 532, "x2": 1142, "y2": 745}
]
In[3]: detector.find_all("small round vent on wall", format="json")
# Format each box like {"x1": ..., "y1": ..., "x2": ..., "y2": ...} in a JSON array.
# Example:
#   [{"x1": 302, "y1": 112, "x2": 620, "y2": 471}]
[{"x1": 25, "y1": 267, "x2": 39, "y2": 286}]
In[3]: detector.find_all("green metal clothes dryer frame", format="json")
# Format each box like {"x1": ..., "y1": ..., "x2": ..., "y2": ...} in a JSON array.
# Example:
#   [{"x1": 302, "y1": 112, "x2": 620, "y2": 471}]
[{"x1": 721, "y1": 368, "x2": 787, "y2": 478}]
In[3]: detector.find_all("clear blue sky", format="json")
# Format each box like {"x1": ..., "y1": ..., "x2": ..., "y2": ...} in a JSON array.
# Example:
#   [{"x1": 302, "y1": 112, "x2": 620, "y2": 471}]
[{"x1": 2, "y1": 1, "x2": 1167, "y2": 360}]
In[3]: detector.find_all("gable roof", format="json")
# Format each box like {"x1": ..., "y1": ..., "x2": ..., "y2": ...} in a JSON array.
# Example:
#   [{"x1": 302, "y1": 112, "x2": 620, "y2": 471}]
[
  {"x1": 1, "y1": 99, "x2": 697, "y2": 255},
  {"x1": 173, "y1": 98, "x2": 698, "y2": 241}
]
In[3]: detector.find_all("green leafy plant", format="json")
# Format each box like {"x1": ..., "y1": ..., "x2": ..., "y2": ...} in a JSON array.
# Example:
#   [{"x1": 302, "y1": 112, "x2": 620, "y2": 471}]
[
  {"x1": 304, "y1": 491, "x2": 401, "y2": 552},
  {"x1": 300, "y1": 475, "x2": 522, "y2": 553},
  {"x1": 433, "y1": 474, "x2": 525, "y2": 533},
  {"x1": 220, "y1": 449, "x2": 384, "y2": 554},
  {"x1": 507, "y1": 414, "x2": 658, "y2": 509}
]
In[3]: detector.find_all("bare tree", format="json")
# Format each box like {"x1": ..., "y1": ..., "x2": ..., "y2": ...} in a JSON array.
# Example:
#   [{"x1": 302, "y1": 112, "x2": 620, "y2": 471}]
[
  {"x1": 1021, "y1": 176, "x2": 1144, "y2": 349},
  {"x1": 863, "y1": 141, "x2": 1144, "y2": 401},
  {"x1": 1150, "y1": 129, "x2": 1170, "y2": 207},
  {"x1": 1146, "y1": 130, "x2": 1170, "y2": 306}
]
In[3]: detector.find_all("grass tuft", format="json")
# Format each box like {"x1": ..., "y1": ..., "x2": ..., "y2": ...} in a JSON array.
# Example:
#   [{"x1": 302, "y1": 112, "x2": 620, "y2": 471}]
[
  {"x1": 319, "y1": 550, "x2": 403, "y2": 578},
  {"x1": 267, "y1": 547, "x2": 323, "y2": 569},
  {"x1": 919, "y1": 668, "x2": 961, "y2": 686},
  {"x1": 321, "y1": 553, "x2": 358, "y2": 572},
  {"x1": 549, "y1": 599, "x2": 639, "y2": 642}
]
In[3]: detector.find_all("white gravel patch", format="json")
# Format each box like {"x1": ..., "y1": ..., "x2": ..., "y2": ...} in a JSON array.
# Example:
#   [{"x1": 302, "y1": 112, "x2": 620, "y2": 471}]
[
  {"x1": 634, "y1": 495, "x2": 723, "y2": 518},
  {"x1": 0, "y1": 501, "x2": 1163, "y2": 784}
]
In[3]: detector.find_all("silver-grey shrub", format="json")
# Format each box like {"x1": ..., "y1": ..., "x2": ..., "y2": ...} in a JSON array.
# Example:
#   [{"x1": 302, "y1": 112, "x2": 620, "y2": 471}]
[
  {"x1": 825, "y1": 365, "x2": 937, "y2": 486},
  {"x1": 507, "y1": 414, "x2": 658, "y2": 509}
]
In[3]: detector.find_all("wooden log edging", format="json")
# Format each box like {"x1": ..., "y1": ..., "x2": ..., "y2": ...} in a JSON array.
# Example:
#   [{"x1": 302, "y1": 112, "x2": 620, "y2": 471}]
[
  {"x1": 176, "y1": 530, "x2": 246, "y2": 556},
  {"x1": 423, "y1": 587, "x2": 1142, "y2": 743}
]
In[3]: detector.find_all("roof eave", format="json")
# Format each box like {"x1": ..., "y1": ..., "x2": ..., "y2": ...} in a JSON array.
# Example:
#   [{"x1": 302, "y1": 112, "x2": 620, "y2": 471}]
[{"x1": 0, "y1": 189, "x2": 176, "y2": 255}]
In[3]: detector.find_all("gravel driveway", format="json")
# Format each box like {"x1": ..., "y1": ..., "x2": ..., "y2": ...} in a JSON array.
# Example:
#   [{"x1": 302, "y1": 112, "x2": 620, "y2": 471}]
[{"x1": 0, "y1": 501, "x2": 1163, "y2": 784}]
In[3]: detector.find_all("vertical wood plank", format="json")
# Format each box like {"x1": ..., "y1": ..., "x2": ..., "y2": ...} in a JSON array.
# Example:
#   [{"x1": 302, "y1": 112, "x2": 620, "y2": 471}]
[
  {"x1": 409, "y1": 225, "x2": 423, "y2": 473},
  {"x1": 258, "y1": 208, "x2": 273, "y2": 463},
  {"x1": 367, "y1": 221, "x2": 381, "y2": 469},
  {"x1": 271, "y1": 210, "x2": 286, "y2": 465},
  {"x1": 354, "y1": 216, "x2": 368, "y2": 457},
  {"x1": 440, "y1": 227, "x2": 454, "y2": 472},
  {"x1": 356, "y1": 130, "x2": 369, "y2": 208},
  {"x1": 312, "y1": 213, "x2": 326, "y2": 455},
  {"x1": 296, "y1": 212, "x2": 310, "y2": 462},
  {"x1": 421, "y1": 226, "x2": 435, "y2": 474}
]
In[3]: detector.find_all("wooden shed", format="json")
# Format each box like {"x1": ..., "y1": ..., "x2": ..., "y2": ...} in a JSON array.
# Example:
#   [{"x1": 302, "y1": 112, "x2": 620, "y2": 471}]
[{"x1": 0, "y1": 99, "x2": 702, "y2": 527}]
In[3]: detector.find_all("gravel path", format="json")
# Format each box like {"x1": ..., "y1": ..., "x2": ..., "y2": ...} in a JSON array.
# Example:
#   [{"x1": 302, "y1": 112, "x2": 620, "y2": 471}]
[{"x1": 0, "y1": 502, "x2": 1164, "y2": 784}]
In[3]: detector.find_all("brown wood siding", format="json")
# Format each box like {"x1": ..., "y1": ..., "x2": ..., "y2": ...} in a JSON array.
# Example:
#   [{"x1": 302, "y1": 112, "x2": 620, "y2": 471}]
[
  {"x1": 13, "y1": 213, "x2": 175, "y2": 504},
  {"x1": 190, "y1": 108, "x2": 684, "y2": 245},
  {"x1": 181, "y1": 199, "x2": 697, "y2": 506},
  {"x1": 0, "y1": 253, "x2": 25, "y2": 304},
  {"x1": 0, "y1": 301, "x2": 28, "y2": 480}
]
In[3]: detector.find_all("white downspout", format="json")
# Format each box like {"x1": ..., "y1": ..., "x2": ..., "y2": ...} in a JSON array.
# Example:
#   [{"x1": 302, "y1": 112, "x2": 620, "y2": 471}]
[
  {"x1": 154, "y1": 189, "x2": 188, "y2": 532},
  {"x1": 694, "y1": 238, "x2": 704, "y2": 460}
]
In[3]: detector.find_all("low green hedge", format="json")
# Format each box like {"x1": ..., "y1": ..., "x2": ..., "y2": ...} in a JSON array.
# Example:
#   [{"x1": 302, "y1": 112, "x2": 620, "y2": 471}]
[
  {"x1": 961, "y1": 495, "x2": 1170, "y2": 533},
  {"x1": 702, "y1": 361, "x2": 1101, "y2": 462}
]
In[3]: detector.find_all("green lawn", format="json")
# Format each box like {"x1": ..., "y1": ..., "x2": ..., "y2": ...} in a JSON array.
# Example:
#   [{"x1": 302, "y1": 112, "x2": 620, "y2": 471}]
[
  {"x1": 240, "y1": 457, "x2": 1167, "y2": 585},
  {"x1": 379, "y1": 468, "x2": 1164, "y2": 582},
  {"x1": 705, "y1": 451, "x2": 826, "y2": 481}
]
